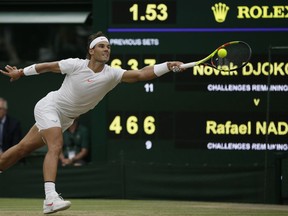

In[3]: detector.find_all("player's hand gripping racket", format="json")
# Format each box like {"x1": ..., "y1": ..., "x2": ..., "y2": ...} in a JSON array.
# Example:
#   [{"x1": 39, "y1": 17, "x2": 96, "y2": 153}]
[{"x1": 172, "y1": 41, "x2": 252, "y2": 72}]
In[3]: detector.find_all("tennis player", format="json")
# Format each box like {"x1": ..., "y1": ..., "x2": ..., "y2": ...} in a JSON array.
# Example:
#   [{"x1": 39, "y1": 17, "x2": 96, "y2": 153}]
[{"x1": 0, "y1": 31, "x2": 184, "y2": 214}]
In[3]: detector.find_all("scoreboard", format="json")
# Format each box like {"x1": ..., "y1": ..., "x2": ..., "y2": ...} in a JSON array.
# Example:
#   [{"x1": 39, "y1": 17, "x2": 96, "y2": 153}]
[{"x1": 92, "y1": 0, "x2": 288, "y2": 162}]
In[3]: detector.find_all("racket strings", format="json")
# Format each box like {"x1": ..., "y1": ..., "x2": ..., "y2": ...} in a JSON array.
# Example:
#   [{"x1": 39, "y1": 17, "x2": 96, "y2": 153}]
[{"x1": 211, "y1": 42, "x2": 251, "y2": 71}]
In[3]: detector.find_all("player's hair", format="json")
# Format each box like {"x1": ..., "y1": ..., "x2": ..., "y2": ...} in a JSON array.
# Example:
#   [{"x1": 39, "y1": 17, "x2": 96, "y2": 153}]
[{"x1": 86, "y1": 31, "x2": 108, "y2": 59}]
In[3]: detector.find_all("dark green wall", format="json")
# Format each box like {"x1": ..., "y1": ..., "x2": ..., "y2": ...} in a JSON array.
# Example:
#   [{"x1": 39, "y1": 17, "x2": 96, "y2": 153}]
[{"x1": 0, "y1": 157, "x2": 286, "y2": 204}]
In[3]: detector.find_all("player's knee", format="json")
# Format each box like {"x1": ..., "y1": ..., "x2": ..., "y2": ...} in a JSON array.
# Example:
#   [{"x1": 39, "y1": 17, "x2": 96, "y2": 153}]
[
  {"x1": 47, "y1": 141, "x2": 63, "y2": 155},
  {"x1": 17, "y1": 141, "x2": 35, "y2": 157},
  {"x1": 17, "y1": 146, "x2": 29, "y2": 158}
]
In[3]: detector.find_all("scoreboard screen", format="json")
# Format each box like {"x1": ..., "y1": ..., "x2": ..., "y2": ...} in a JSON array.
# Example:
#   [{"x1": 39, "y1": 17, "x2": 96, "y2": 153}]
[{"x1": 92, "y1": 0, "x2": 288, "y2": 162}]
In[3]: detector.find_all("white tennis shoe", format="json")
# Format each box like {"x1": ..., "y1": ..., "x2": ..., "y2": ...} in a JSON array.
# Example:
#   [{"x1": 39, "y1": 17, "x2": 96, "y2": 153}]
[{"x1": 43, "y1": 193, "x2": 71, "y2": 214}]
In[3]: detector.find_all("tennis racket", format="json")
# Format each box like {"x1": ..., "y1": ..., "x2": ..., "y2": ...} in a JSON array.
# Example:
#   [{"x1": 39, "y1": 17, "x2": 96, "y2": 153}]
[{"x1": 173, "y1": 41, "x2": 252, "y2": 72}]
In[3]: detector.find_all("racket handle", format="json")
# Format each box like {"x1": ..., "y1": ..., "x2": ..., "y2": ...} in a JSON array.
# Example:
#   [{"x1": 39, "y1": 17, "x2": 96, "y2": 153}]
[
  {"x1": 172, "y1": 62, "x2": 196, "y2": 72},
  {"x1": 180, "y1": 62, "x2": 196, "y2": 69}
]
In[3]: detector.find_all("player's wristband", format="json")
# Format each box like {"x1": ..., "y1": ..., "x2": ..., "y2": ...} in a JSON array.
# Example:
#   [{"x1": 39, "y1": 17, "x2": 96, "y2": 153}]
[
  {"x1": 154, "y1": 62, "x2": 170, "y2": 77},
  {"x1": 23, "y1": 64, "x2": 38, "y2": 76}
]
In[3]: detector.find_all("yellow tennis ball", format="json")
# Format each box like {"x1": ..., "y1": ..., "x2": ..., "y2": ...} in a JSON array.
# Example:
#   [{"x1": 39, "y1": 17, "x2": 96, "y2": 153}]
[{"x1": 217, "y1": 48, "x2": 227, "y2": 58}]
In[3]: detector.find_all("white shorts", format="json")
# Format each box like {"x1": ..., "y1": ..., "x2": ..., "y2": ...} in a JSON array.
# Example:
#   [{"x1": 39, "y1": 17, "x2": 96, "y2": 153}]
[{"x1": 34, "y1": 94, "x2": 74, "y2": 132}]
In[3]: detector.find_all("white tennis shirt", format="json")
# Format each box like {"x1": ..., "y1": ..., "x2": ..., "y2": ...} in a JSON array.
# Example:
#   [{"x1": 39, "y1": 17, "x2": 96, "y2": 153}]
[{"x1": 48, "y1": 58, "x2": 125, "y2": 118}]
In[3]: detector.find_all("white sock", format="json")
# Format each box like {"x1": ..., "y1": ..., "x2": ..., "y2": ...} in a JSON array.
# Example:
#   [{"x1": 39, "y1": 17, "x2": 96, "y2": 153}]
[{"x1": 44, "y1": 182, "x2": 57, "y2": 198}]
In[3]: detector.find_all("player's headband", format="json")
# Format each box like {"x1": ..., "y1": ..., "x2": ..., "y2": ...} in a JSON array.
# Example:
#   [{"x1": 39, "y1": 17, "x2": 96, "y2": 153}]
[{"x1": 89, "y1": 36, "x2": 109, "y2": 49}]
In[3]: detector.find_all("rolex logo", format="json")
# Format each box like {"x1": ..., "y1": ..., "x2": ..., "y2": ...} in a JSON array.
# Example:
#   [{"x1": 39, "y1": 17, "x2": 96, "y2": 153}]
[{"x1": 211, "y1": 3, "x2": 230, "y2": 23}]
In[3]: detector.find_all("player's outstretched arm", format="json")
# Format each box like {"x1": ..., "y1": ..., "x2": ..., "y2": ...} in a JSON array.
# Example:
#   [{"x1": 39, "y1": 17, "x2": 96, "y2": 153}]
[
  {"x1": 121, "y1": 61, "x2": 184, "y2": 83},
  {"x1": 0, "y1": 61, "x2": 61, "y2": 82}
]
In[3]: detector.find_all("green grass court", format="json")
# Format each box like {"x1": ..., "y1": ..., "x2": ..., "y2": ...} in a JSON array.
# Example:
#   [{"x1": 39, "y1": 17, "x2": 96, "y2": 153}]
[{"x1": 0, "y1": 199, "x2": 287, "y2": 216}]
